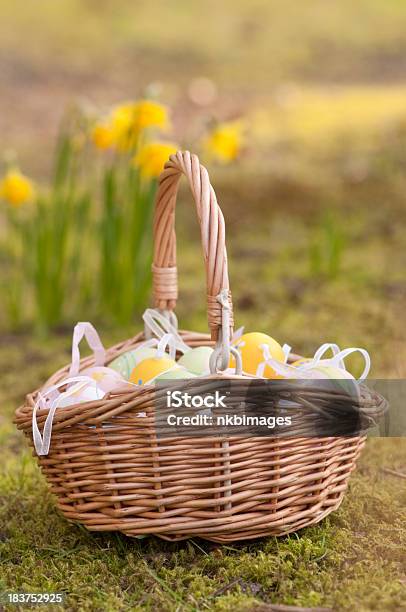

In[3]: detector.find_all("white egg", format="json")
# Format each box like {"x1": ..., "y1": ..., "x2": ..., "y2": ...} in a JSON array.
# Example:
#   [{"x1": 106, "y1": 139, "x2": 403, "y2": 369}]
[
  {"x1": 81, "y1": 366, "x2": 125, "y2": 393},
  {"x1": 56, "y1": 380, "x2": 105, "y2": 408}
]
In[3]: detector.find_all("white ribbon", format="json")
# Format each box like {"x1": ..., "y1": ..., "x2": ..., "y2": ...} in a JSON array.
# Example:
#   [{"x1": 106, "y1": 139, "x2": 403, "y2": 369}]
[
  {"x1": 255, "y1": 344, "x2": 371, "y2": 381},
  {"x1": 32, "y1": 376, "x2": 104, "y2": 456},
  {"x1": 144, "y1": 307, "x2": 244, "y2": 374},
  {"x1": 255, "y1": 343, "x2": 291, "y2": 377},
  {"x1": 282, "y1": 344, "x2": 292, "y2": 362},
  {"x1": 69, "y1": 322, "x2": 106, "y2": 377},
  {"x1": 312, "y1": 343, "x2": 344, "y2": 368},
  {"x1": 232, "y1": 326, "x2": 245, "y2": 343},
  {"x1": 143, "y1": 309, "x2": 190, "y2": 353},
  {"x1": 33, "y1": 321, "x2": 107, "y2": 456},
  {"x1": 155, "y1": 333, "x2": 177, "y2": 360},
  {"x1": 296, "y1": 346, "x2": 371, "y2": 381}
]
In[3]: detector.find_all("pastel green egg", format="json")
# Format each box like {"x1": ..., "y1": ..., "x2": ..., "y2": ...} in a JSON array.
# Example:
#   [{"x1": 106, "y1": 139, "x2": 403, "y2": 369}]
[
  {"x1": 109, "y1": 346, "x2": 157, "y2": 380},
  {"x1": 155, "y1": 366, "x2": 197, "y2": 381},
  {"x1": 178, "y1": 346, "x2": 214, "y2": 375},
  {"x1": 310, "y1": 365, "x2": 354, "y2": 380},
  {"x1": 307, "y1": 365, "x2": 358, "y2": 397}
]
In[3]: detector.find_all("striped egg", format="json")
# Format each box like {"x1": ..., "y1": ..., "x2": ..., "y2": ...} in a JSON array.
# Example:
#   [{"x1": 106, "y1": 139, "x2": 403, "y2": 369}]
[{"x1": 109, "y1": 346, "x2": 157, "y2": 380}]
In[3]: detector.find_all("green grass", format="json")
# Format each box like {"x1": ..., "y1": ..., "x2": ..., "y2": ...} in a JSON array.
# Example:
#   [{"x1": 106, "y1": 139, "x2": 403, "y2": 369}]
[{"x1": 1, "y1": 198, "x2": 406, "y2": 610}]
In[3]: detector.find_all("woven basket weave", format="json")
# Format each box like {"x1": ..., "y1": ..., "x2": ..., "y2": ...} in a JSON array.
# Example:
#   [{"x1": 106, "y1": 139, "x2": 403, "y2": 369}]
[{"x1": 15, "y1": 151, "x2": 385, "y2": 542}]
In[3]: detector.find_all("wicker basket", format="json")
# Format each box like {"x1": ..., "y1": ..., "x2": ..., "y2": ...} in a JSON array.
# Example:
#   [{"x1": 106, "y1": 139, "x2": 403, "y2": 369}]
[{"x1": 15, "y1": 151, "x2": 385, "y2": 542}]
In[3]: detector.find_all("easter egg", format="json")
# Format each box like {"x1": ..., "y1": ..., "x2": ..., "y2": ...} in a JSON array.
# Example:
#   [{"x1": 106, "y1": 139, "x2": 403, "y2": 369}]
[
  {"x1": 304, "y1": 365, "x2": 358, "y2": 396},
  {"x1": 291, "y1": 357, "x2": 312, "y2": 368},
  {"x1": 231, "y1": 332, "x2": 285, "y2": 378},
  {"x1": 129, "y1": 356, "x2": 177, "y2": 385},
  {"x1": 109, "y1": 346, "x2": 157, "y2": 379},
  {"x1": 81, "y1": 366, "x2": 125, "y2": 393},
  {"x1": 305, "y1": 365, "x2": 354, "y2": 379},
  {"x1": 178, "y1": 346, "x2": 214, "y2": 375},
  {"x1": 56, "y1": 380, "x2": 105, "y2": 407},
  {"x1": 155, "y1": 367, "x2": 197, "y2": 381}
]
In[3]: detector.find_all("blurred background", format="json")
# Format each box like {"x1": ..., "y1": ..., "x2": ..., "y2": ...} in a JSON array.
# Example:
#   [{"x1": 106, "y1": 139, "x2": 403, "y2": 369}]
[{"x1": 1, "y1": 0, "x2": 406, "y2": 373}]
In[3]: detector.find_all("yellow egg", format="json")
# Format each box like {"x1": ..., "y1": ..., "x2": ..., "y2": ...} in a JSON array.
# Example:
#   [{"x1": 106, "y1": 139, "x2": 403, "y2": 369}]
[
  {"x1": 230, "y1": 332, "x2": 285, "y2": 378},
  {"x1": 129, "y1": 356, "x2": 177, "y2": 385}
]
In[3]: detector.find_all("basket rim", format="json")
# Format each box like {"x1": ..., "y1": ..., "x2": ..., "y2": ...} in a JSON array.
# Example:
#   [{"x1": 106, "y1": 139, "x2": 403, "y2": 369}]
[{"x1": 14, "y1": 329, "x2": 388, "y2": 434}]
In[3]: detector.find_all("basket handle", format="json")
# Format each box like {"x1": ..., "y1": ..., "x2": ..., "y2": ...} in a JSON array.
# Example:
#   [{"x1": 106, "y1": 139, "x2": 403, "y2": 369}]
[{"x1": 153, "y1": 151, "x2": 233, "y2": 351}]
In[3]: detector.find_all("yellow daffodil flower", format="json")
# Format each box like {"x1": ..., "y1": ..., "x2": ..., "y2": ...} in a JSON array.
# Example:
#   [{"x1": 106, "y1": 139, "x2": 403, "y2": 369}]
[
  {"x1": 91, "y1": 123, "x2": 114, "y2": 150},
  {"x1": 0, "y1": 169, "x2": 35, "y2": 206},
  {"x1": 91, "y1": 100, "x2": 170, "y2": 152},
  {"x1": 132, "y1": 100, "x2": 169, "y2": 132},
  {"x1": 110, "y1": 100, "x2": 170, "y2": 151},
  {"x1": 134, "y1": 142, "x2": 178, "y2": 179},
  {"x1": 110, "y1": 104, "x2": 134, "y2": 139},
  {"x1": 110, "y1": 100, "x2": 169, "y2": 151},
  {"x1": 109, "y1": 104, "x2": 137, "y2": 151},
  {"x1": 203, "y1": 121, "x2": 244, "y2": 163}
]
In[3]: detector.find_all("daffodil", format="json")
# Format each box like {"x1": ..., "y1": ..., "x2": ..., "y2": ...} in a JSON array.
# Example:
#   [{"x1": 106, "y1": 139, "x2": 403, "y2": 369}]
[
  {"x1": 110, "y1": 103, "x2": 135, "y2": 148},
  {"x1": 91, "y1": 123, "x2": 114, "y2": 150},
  {"x1": 91, "y1": 100, "x2": 170, "y2": 152},
  {"x1": 132, "y1": 100, "x2": 169, "y2": 132},
  {"x1": 134, "y1": 142, "x2": 178, "y2": 179},
  {"x1": 0, "y1": 169, "x2": 35, "y2": 206},
  {"x1": 203, "y1": 121, "x2": 244, "y2": 163},
  {"x1": 110, "y1": 100, "x2": 170, "y2": 151}
]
